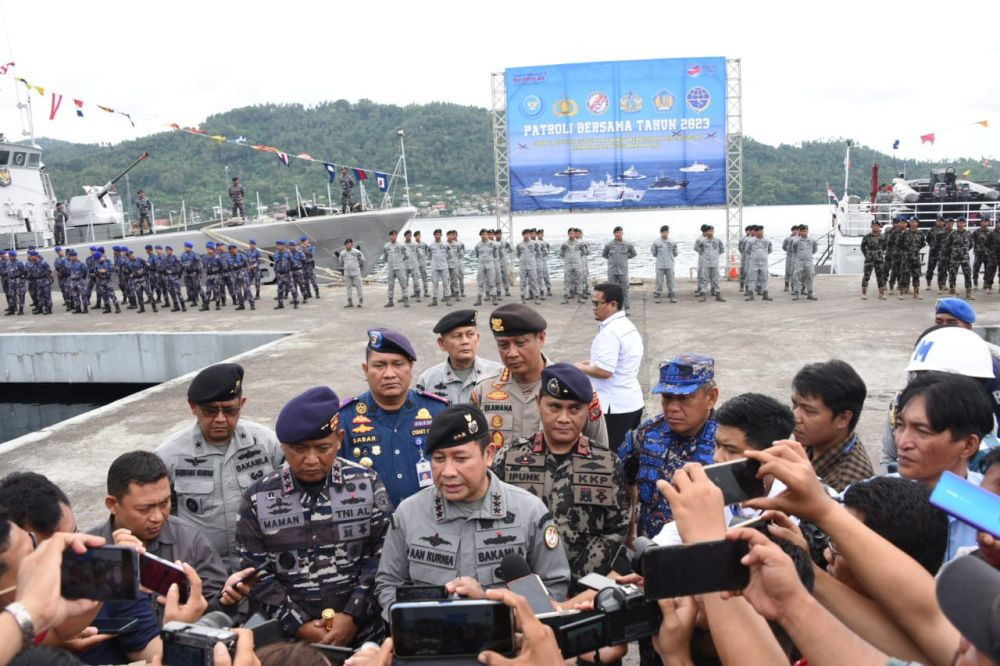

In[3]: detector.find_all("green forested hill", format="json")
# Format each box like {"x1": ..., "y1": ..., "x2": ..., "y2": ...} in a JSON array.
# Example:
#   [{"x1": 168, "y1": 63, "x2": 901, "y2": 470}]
[{"x1": 36, "y1": 100, "x2": 999, "y2": 214}]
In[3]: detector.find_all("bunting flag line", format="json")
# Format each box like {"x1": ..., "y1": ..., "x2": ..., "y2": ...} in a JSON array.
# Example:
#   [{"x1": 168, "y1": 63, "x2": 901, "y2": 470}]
[
  {"x1": 375, "y1": 172, "x2": 389, "y2": 192},
  {"x1": 97, "y1": 105, "x2": 114, "y2": 113},
  {"x1": 920, "y1": 133, "x2": 935, "y2": 145},
  {"x1": 978, "y1": 120, "x2": 989, "y2": 128},
  {"x1": 826, "y1": 184, "x2": 838, "y2": 205},
  {"x1": 234, "y1": 136, "x2": 248, "y2": 144},
  {"x1": 49, "y1": 93, "x2": 63, "y2": 121},
  {"x1": 352, "y1": 168, "x2": 367, "y2": 182},
  {"x1": 0, "y1": 62, "x2": 14, "y2": 75},
  {"x1": 297, "y1": 152, "x2": 315, "y2": 161},
  {"x1": 74, "y1": 99, "x2": 84, "y2": 117},
  {"x1": 118, "y1": 111, "x2": 134, "y2": 128},
  {"x1": 276, "y1": 151, "x2": 289, "y2": 167},
  {"x1": 32, "y1": 85, "x2": 44, "y2": 97},
  {"x1": 323, "y1": 162, "x2": 337, "y2": 183}
]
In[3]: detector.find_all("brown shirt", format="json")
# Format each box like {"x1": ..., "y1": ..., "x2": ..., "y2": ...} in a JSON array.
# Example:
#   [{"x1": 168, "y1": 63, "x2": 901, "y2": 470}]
[{"x1": 808, "y1": 434, "x2": 874, "y2": 492}]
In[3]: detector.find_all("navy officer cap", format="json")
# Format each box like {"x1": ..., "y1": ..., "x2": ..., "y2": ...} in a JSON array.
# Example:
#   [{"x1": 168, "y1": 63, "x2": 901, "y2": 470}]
[
  {"x1": 425, "y1": 404, "x2": 489, "y2": 455},
  {"x1": 368, "y1": 328, "x2": 417, "y2": 362},
  {"x1": 187, "y1": 362, "x2": 245, "y2": 403},
  {"x1": 653, "y1": 354, "x2": 715, "y2": 395},
  {"x1": 488, "y1": 303, "x2": 546, "y2": 336},
  {"x1": 541, "y1": 363, "x2": 593, "y2": 403},
  {"x1": 275, "y1": 386, "x2": 342, "y2": 444},
  {"x1": 433, "y1": 309, "x2": 478, "y2": 335}
]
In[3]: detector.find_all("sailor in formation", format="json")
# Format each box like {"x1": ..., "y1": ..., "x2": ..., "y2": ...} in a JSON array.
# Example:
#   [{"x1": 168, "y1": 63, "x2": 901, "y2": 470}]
[
  {"x1": 602, "y1": 226, "x2": 636, "y2": 312},
  {"x1": 578, "y1": 228, "x2": 591, "y2": 295},
  {"x1": 900, "y1": 218, "x2": 925, "y2": 300},
  {"x1": 860, "y1": 220, "x2": 888, "y2": 300},
  {"x1": 272, "y1": 240, "x2": 298, "y2": 309},
  {"x1": 694, "y1": 224, "x2": 725, "y2": 302},
  {"x1": 738, "y1": 224, "x2": 753, "y2": 292},
  {"x1": 381, "y1": 229, "x2": 410, "y2": 308},
  {"x1": 26, "y1": 250, "x2": 53, "y2": 315},
  {"x1": 426, "y1": 228, "x2": 452, "y2": 307},
  {"x1": 651, "y1": 224, "x2": 678, "y2": 304},
  {"x1": 92, "y1": 249, "x2": 120, "y2": 314},
  {"x1": 53, "y1": 247, "x2": 71, "y2": 308},
  {"x1": 948, "y1": 217, "x2": 975, "y2": 299},
  {"x1": 560, "y1": 227, "x2": 586, "y2": 304},
  {"x1": 495, "y1": 228, "x2": 512, "y2": 297},
  {"x1": 473, "y1": 227, "x2": 499, "y2": 306},
  {"x1": 288, "y1": 240, "x2": 311, "y2": 302},
  {"x1": 517, "y1": 228, "x2": 541, "y2": 305},
  {"x1": 416, "y1": 309, "x2": 503, "y2": 405},
  {"x1": 447, "y1": 230, "x2": 466, "y2": 299},
  {"x1": 972, "y1": 218, "x2": 992, "y2": 288},
  {"x1": 412, "y1": 230, "x2": 430, "y2": 298},
  {"x1": 535, "y1": 228, "x2": 552, "y2": 296},
  {"x1": 487, "y1": 229, "x2": 503, "y2": 299},
  {"x1": 924, "y1": 218, "x2": 947, "y2": 289},
  {"x1": 339, "y1": 238, "x2": 365, "y2": 308},
  {"x1": 402, "y1": 230, "x2": 422, "y2": 303},
  {"x1": 246, "y1": 239, "x2": 263, "y2": 299},
  {"x1": 300, "y1": 236, "x2": 320, "y2": 299},
  {"x1": 782, "y1": 224, "x2": 798, "y2": 292},
  {"x1": 744, "y1": 225, "x2": 773, "y2": 301},
  {"x1": 790, "y1": 224, "x2": 819, "y2": 301}
]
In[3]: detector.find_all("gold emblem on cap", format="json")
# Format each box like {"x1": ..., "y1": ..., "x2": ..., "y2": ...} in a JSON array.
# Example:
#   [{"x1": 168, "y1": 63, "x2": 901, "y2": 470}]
[
  {"x1": 466, "y1": 413, "x2": 479, "y2": 435},
  {"x1": 360, "y1": 456, "x2": 374, "y2": 468},
  {"x1": 490, "y1": 317, "x2": 504, "y2": 332},
  {"x1": 231, "y1": 379, "x2": 241, "y2": 394}
]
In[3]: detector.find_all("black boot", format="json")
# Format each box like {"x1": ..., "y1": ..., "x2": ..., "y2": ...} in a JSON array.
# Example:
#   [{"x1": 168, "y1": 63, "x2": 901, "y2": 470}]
[
  {"x1": 293, "y1": 301, "x2": 299, "y2": 309},
  {"x1": 199, "y1": 304, "x2": 209, "y2": 311},
  {"x1": 151, "y1": 302, "x2": 158, "y2": 313},
  {"x1": 215, "y1": 303, "x2": 221, "y2": 311},
  {"x1": 428, "y1": 298, "x2": 437, "y2": 307},
  {"x1": 235, "y1": 304, "x2": 245, "y2": 311},
  {"x1": 345, "y1": 301, "x2": 354, "y2": 308},
  {"x1": 138, "y1": 304, "x2": 145, "y2": 313},
  {"x1": 249, "y1": 301, "x2": 255, "y2": 311},
  {"x1": 103, "y1": 307, "x2": 112, "y2": 314},
  {"x1": 275, "y1": 303, "x2": 285, "y2": 309},
  {"x1": 115, "y1": 304, "x2": 121, "y2": 313}
]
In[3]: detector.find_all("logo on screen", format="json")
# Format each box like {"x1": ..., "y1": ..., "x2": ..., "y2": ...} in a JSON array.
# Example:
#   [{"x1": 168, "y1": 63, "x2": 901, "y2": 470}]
[
  {"x1": 653, "y1": 90, "x2": 675, "y2": 112},
  {"x1": 586, "y1": 92, "x2": 609, "y2": 115},
  {"x1": 688, "y1": 64, "x2": 702, "y2": 77},
  {"x1": 619, "y1": 91, "x2": 642, "y2": 113},
  {"x1": 686, "y1": 87, "x2": 711, "y2": 113},
  {"x1": 521, "y1": 94, "x2": 543, "y2": 118},
  {"x1": 552, "y1": 99, "x2": 578, "y2": 117}
]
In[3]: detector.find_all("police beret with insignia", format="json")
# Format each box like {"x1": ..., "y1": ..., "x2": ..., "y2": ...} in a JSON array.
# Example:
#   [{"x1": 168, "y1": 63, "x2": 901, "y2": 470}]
[
  {"x1": 426, "y1": 404, "x2": 489, "y2": 455},
  {"x1": 187, "y1": 363, "x2": 245, "y2": 403},
  {"x1": 652, "y1": 354, "x2": 715, "y2": 395},
  {"x1": 540, "y1": 363, "x2": 593, "y2": 403},
  {"x1": 367, "y1": 328, "x2": 417, "y2": 362},
  {"x1": 433, "y1": 309, "x2": 478, "y2": 335},
  {"x1": 276, "y1": 386, "x2": 342, "y2": 444},
  {"x1": 488, "y1": 303, "x2": 546, "y2": 337}
]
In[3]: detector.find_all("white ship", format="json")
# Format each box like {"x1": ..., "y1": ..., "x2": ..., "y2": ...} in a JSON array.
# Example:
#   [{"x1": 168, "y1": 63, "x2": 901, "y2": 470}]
[
  {"x1": 554, "y1": 166, "x2": 590, "y2": 176},
  {"x1": 648, "y1": 175, "x2": 689, "y2": 191},
  {"x1": 519, "y1": 179, "x2": 565, "y2": 196},
  {"x1": 561, "y1": 175, "x2": 645, "y2": 204},
  {"x1": 619, "y1": 165, "x2": 646, "y2": 180},
  {"x1": 679, "y1": 161, "x2": 710, "y2": 173}
]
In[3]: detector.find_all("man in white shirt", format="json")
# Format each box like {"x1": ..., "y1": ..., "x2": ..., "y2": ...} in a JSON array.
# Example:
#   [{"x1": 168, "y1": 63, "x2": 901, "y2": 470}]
[{"x1": 575, "y1": 281, "x2": 644, "y2": 452}]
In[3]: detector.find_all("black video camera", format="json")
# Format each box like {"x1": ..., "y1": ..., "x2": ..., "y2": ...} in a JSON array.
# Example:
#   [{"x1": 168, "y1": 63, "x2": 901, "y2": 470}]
[
  {"x1": 547, "y1": 583, "x2": 662, "y2": 658},
  {"x1": 161, "y1": 620, "x2": 237, "y2": 665}
]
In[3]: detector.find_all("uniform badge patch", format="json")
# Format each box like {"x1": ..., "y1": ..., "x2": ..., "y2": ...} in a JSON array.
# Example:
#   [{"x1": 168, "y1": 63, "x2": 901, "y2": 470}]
[
  {"x1": 352, "y1": 415, "x2": 373, "y2": 425},
  {"x1": 416, "y1": 408, "x2": 432, "y2": 420},
  {"x1": 356, "y1": 402, "x2": 368, "y2": 415},
  {"x1": 544, "y1": 525, "x2": 560, "y2": 550},
  {"x1": 491, "y1": 415, "x2": 504, "y2": 429},
  {"x1": 491, "y1": 431, "x2": 505, "y2": 447},
  {"x1": 353, "y1": 424, "x2": 374, "y2": 434},
  {"x1": 487, "y1": 390, "x2": 509, "y2": 401}
]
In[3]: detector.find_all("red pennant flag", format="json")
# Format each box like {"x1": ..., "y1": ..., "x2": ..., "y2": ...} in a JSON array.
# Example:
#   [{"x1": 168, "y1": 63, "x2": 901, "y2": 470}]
[
  {"x1": 49, "y1": 93, "x2": 63, "y2": 120},
  {"x1": 297, "y1": 152, "x2": 315, "y2": 160},
  {"x1": 920, "y1": 133, "x2": 935, "y2": 145},
  {"x1": 73, "y1": 99, "x2": 84, "y2": 117},
  {"x1": 169, "y1": 123, "x2": 180, "y2": 130},
  {"x1": 0, "y1": 62, "x2": 14, "y2": 75},
  {"x1": 276, "y1": 151, "x2": 290, "y2": 167},
  {"x1": 977, "y1": 120, "x2": 989, "y2": 128}
]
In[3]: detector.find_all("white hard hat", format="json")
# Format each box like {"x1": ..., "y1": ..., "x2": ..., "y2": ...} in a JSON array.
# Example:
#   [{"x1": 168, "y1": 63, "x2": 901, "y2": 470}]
[{"x1": 905, "y1": 327, "x2": 995, "y2": 379}]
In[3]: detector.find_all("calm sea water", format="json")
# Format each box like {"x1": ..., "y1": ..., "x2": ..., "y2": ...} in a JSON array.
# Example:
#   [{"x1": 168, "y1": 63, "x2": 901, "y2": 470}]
[{"x1": 407, "y1": 204, "x2": 830, "y2": 279}]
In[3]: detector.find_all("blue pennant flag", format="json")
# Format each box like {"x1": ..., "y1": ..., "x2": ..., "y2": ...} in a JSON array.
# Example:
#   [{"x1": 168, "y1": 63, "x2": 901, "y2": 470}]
[
  {"x1": 375, "y1": 172, "x2": 389, "y2": 192},
  {"x1": 322, "y1": 162, "x2": 337, "y2": 183}
]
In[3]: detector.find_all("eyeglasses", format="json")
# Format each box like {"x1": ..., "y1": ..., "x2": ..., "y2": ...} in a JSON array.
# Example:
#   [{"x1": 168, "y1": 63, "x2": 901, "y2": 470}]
[
  {"x1": 591, "y1": 300, "x2": 606, "y2": 308},
  {"x1": 199, "y1": 405, "x2": 242, "y2": 417}
]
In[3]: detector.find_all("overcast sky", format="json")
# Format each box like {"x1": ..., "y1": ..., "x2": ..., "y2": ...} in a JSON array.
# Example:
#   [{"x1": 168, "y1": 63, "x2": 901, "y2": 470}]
[{"x1": 2, "y1": 0, "x2": 998, "y2": 168}]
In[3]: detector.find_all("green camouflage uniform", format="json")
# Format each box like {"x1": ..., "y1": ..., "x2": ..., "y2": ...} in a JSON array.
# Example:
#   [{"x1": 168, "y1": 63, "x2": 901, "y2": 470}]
[
  {"x1": 860, "y1": 231, "x2": 886, "y2": 290},
  {"x1": 949, "y1": 228, "x2": 974, "y2": 292}
]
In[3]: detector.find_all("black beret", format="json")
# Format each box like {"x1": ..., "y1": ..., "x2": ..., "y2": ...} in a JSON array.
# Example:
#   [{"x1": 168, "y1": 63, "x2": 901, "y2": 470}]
[
  {"x1": 488, "y1": 303, "x2": 546, "y2": 337},
  {"x1": 275, "y1": 386, "x2": 342, "y2": 444},
  {"x1": 433, "y1": 309, "x2": 478, "y2": 335},
  {"x1": 700, "y1": 224, "x2": 709, "y2": 232},
  {"x1": 659, "y1": 225, "x2": 669, "y2": 232},
  {"x1": 541, "y1": 363, "x2": 593, "y2": 403},
  {"x1": 426, "y1": 404, "x2": 489, "y2": 454},
  {"x1": 368, "y1": 328, "x2": 417, "y2": 362},
  {"x1": 188, "y1": 363, "x2": 244, "y2": 403}
]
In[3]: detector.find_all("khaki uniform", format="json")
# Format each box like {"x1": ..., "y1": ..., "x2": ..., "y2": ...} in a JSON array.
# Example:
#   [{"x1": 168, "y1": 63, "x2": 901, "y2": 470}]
[{"x1": 415, "y1": 355, "x2": 503, "y2": 405}]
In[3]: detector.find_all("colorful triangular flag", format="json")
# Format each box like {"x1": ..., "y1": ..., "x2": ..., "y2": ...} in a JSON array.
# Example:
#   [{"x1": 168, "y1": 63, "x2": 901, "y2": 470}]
[
  {"x1": 49, "y1": 93, "x2": 63, "y2": 121},
  {"x1": 977, "y1": 120, "x2": 989, "y2": 128},
  {"x1": 211, "y1": 135, "x2": 226, "y2": 143},
  {"x1": 920, "y1": 133, "x2": 935, "y2": 145},
  {"x1": 297, "y1": 152, "x2": 315, "y2": 161},
  {"x1": 118, "y1": 111, "x2": 134, "y2": 128},
  {"x1": 74, "y1": 99, "x2": 84, "y2": 117},
  {"x1": 276, "y1": 151, "x2": 289, "y2": 167},
  {"x1": 352, "y1": 168, "x2": 367, "y2": 182},
  {"x1": 375, "y1": 172, "x2": 389, "y2": 192},
  {"x1": 234, "y1": 136, "x2": 248, "y2": 144},
  {"x1": 962, "y1": 169, "x2": 972, "y2": 177},
  {"x1": 97, "y1": 105, "x2": 114, "y2": 113},
  {"x1": 0, "y1": 62, "x2": 14, "y2": 75},
  {"x1": 322, "y1": 162, "x2": 337, "y2": 183},
  {"x1": 32, "y1": 85, "x2": 45, "y2": 97}
]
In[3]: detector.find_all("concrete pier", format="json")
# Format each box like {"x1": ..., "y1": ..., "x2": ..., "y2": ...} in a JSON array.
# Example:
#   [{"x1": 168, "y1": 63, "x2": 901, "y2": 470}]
[{"x1": 0, "y1": 275, "x2": 995, "y2": 530}]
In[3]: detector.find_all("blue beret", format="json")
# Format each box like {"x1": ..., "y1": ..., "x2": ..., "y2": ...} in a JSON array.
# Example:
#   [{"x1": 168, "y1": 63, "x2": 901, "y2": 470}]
[
  {"x1": 289, "y1": 240, "x2": 297, "y2": 246},
  {"x1": 144, "y1": 244, "x2": 153, "y2": 250},
  {"x1": 93, "y1": 251, "x2": 102, "y2": 258},
  {"x1": 248, "y1": 239, "x2": 257, "y2": 245},
  {"x1": 228, "y1": 244, "x2": 237, "y2": 249},
  {"x1": 426, "y1": 404, "x2": 489, "y2": 455},
  {"x1": 89, "y1": 246, "x2": 98, "y2": 251},
  {"x1": 541, "y1": 363, "x2": 593, "y2": 403},
  {"x1": 67, "y1": 249, "x2": 77, "y2": 256},
  {"x1": 187, "y1": 363, "x2": 244, "y2": 403},
  {"x1": 300, "y1": 235, "x2": 308, "y2": 242},
  {"x1": 99, "y1": 247, "x2": 106, "y2": 253},
  {"x1": 275, "y1": 386, "x2": 343, "y2": 444},
  {"x1": 8, "y1": 250, "x2": 16, "y2": 257},
  {"x1": 184, "y1": 242, "x2": 193, "y2": 248},
  {"x1": 367, "y1": 328, "x2": 417, "y2": 362},
  {"x1": 54, "y1": 246, "x2": 62, "y2": 252},
  {"x1": 27, "y1": 250, "x2": 38, "y2": 257},
  {"x1": 653, "y1": 354, "x2": 715, "y2": 395},
  {"x1": 126, "y1": 249, "x2": 135, "y2": 255},
  {"x1": 205, "y1": 242, "x2": 215, "y2": 248},
  {"x1": 936, "y1": 297, "x2": 975, "y2": 325},
  {"x1": 154, "y1": 245, "x2": 163, "y2": 250},
  {"x1": 276, "y1": 240, "x2": 286, "y2": 246},
  {"x1": 165, "y1": 246, "x2": 173, "y2": 251}
]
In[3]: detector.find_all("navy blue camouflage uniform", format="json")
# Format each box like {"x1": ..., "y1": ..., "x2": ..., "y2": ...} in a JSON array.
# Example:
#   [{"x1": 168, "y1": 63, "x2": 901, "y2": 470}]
[
  {"x1": 161, "y1": 251, "x2": 186, "y2": 311},
  {"x1": 94, "y1": 256, "x2": 120, "y2": 312},
  {"x1": 246, "y1": 246, "x2": 262, "y2": 298},
  {"x1": 272, "y1": 244, "x2": 296, "y2": 308},
  {"x1": 180, "y1": 248, "x2": 208, "y2": 307}
]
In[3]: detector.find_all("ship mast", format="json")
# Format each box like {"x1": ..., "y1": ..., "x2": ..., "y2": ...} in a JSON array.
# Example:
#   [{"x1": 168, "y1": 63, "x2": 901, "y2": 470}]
[{"x1": 842, "y1": 140, "x2": 852, "y2": 199}]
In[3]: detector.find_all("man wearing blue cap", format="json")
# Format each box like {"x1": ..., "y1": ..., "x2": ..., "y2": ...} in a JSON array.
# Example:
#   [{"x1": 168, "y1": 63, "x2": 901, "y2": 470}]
[
  {"x1": 246, "y1": 240, "x2": 262, "y2": 300},
  {"x1": 618, "y1": 355, "x2": 718, "y2": 539},
  {"x1": 375, "y1": 403, "x2": 570, "y2": 615},
  {"x1": 288, "y1": 240, "x2": 311, "y2": 303},
  {"x1": 26, "y1": 251, "x2": 52, "y2": 315},
  {"x1": 217, "y1": 243, "x2": 240, "y2": 308},
  {"x1": 272, "y1": 241, "x2": 297, "y2": 309},
  {"x1": 227, "y1": 244, "x2": 255, "y2": 311},
  {"x1": 93, "y1": 249, "x2": 121, "y2": 314},
  {"x1": 180, "y1": 242, "x2": 209, "y2": 311},
  {"x1": 144, "y1": 245, "x2": 161, "y2": 306},
  {"x1": 300, "y1": 236, "x2": 320, "y2": 300},
  {"x1": 236, "y1": 386, "x2": 390, "y2": 646},
  {"x1": 67, "y1": 249, "x2": 90, "y2": 314},
  {"x1": 202, "y1": 243, "x2": 223, "y2": 310},
  {"x1": 113, "y1": 246, "x2": 130, "y2": 304},
  {"x1": 3, "y1": 251, "x2": 26, "y2": 315},
  {"x1": 84, "y1": 246, "x2": 100, "y2": 307},
  {"x1": 53, "y1": 246, "x2": 71, "y2": 309},
  {"x1": 338, "y1": 328, "x2": 449, "y2": 507},
  {"x1": 0, "y1": 252, "x2": 9, "y2": 312},
  {"x1": 127, "y1": 248, "x2": 158, "y2": 313},
  {"x1": 493, "y1": 364, "x2": 628, "y2": 586},
  {"x1": 161, "y1": 246, "x2": 187, "y2": 312}
]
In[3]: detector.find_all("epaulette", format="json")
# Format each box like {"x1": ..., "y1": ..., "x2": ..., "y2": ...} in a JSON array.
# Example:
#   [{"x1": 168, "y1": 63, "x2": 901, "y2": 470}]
[
  {"x1": 417, "y1": 390, "x2": 449, "y2": 405},
  {"x1": 588, "y1": 392, "x2": 602, "y2": 421},
  {"x1": 339, "y1": 395, "x2": 360, "y2": 410},
  {"x1": 339, "y1": 457, "x2": 370, "y2": 473},
  {"x1": 636, "y1": 414, "x2": 665, "y2": 433},
  {"x1": 537, "y1": 511, "x2": 554, "y2": 528}
]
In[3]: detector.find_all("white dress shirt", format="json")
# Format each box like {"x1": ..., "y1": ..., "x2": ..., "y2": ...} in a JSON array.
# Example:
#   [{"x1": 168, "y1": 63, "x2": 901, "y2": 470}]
[{"x1": 590, "y1": 310, "x2": 644, "y2": 413}]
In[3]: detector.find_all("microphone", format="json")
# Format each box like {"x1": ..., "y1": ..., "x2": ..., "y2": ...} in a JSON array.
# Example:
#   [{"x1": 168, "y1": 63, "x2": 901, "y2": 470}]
[
  {"x1": 498, "y1": 554, "x2": 557, "y2": 616},
  {"x1": 631, "y1": 537, "x2": 654, "y2": 576},
  {"x1": 498, "y1": 553, "x2": 531, "y2": 582}
]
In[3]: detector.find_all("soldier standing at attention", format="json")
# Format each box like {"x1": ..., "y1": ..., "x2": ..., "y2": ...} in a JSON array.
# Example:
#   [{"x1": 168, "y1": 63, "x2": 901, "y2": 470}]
[
  {"x1": 228, "y1": 244, "x2": 255, "y2": 311},
  {"x1": 972, "y1": 217, "x2": 992, "y2": 289},
  {"x1": 85, "y1": 246, "x2": 101, "y2": 307},
  {"x1": 925, "y1": 218, "x2": 946, "y2": 288},
  {"x1": 161, "y1": 245, "x2": 187, "y2": 312},
  {"x1": 536, "y1": 228, "x2": 552, "y2": 297},
  {"x1": 447, "y1": 230, "x2": 466, "y2": 299},
  {"x1": 559, "y1": 227, "x2": 584, "y2": 305},
  {"x1": 782, "y1": 225, "x2": 798, "y2": 292},
  {"x1": 791, "y1": 224, "x2": 818, "y2": 301},
  {"x1": 986, "y1": 219, "x2": 1000, "y2": 293},
  {"x1": 93, "y1": 250, "x2": 121, "y2": 314},
  {"x1": 901, "y1": 218, "x2": 925, "y2": 301},
  {"x1": 694, "y1": 224, "x2": 725, "y2": 302},
  {"x1": 288, "y1": 240, "x2": 311, "y2": 303},
  {"x1": 577, "y1": 228, "x2": 592, "y2": 296},
  {"x1": 339, "y1": 238, "x2": 365, "y2": 308},
  {"x1": 246, "y1": 240, "x2": 263, "y2": 300},
  {"x1": 936, "y1": 219, "x2": 955, "y2": 293},
  {"x1": 237, "y1": 386, "x2": 391, "y2": 646},
  {"x1": 413, "y1": 230, "x2": 430, "y2": 299},
  {"x1": 471, "y1": 304, "x2": 609, "y2": 449},
  {"x1": 339, "y1": 167, "x2": 355, "y2": 213},
  {"x1": 272, "y1": 240, "x2": 297, "y2": 310},
  {"x1": 53, "y1": 202, "x2": 68, "y2": 246},
  {"x1": 493, "y1": 364, "x2": 628, "y2": 587},
  {"x1": 949, "y1": 217, "x2": 975, "y2": 299},
  {"x1": 374, "y1": 403, "x2": 571, "y2": 614},
  {"x1": 516, "y1": 228, "x2": 541, "y2": 305},
  {"x1": 127, "y1": 248, "x2": 157, "y2": 313},
  {"x1": 181, "y1": 242, "x2": 209, "y2": 311},
  {"x1": 885, "y1": 218, "x2": 906, "y2": 293},
  {"x1": 495, "y1": 229, "x2": 512, "y2": 297},
  {"x1": 744, "y1": 225, "x2": 773, "y2": 301},
  {"x1": 426, "y1": 229, "x2": 451, "y2": 307},
  {"x1": 135, "y1": 189, "x2": 152, "y2": 235},
  {"x1": 525, "y1": 229, "x2": 544, "y2": 301},
  {"x1": 416, "y1": 309, "x2": 503, "y2": 405},
  {"x1": 157, "y1": 362, "x2": 282, "y2": 570},
  {"x1": 860, "y1": 220, "x2": 887, "y2": 300},
  {"x1": 473, "y1": 228, "x2": 498, "y2": 307},
  {"x1": 738, "y1": 224, "x2": 753, "y2": 292},
  {"x1": 228, "y1": 177, "x2": 246, "y2": 219},
  {"x1": 486, "y1": 228, "x2": 503, "y2": 301},
  {"x1": 201, "y1": 242, "x2": 222, "y2": 310},
  {"x1": 338, "y1": 329, "x2": 449, "y2": 508},
  {"x1": 651, "y1": 224, "x2": 678, "y2": 304},
  {"x1": 602, "y1": 226, "x2": 637, "y2": 312},
  {"x1": 26, "y1": 251, "x2": 53, "y2": 315},
  {"x1": 618, "y1": 355, "x2": 718, "y2": 540},
  {"x1": 300, "y1": 235, "x2": 320, "y2": 299},
  {"x1": 381, "y1": 229, "x2": 409, "y2": 308},
  {"x1": 402, "y1": 230, "x2": 422, "y2": 303},
  {"x1": 66, "y1": 249, "x2": 88, "y2": 314},
  {"x1": 53, "y1": 246, "x2": 71, "y2": 309}
]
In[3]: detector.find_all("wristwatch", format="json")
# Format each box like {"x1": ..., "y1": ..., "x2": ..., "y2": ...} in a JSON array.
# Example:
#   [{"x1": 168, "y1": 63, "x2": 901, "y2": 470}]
[{"x1": 3, "y1": 602, "x2": 35, "y2": 650}]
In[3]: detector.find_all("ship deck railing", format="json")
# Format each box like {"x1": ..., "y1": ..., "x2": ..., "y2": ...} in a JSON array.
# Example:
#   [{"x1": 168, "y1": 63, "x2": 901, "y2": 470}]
[{"x1": 838, "y1": 199, "x2": 999, "y2": 236}]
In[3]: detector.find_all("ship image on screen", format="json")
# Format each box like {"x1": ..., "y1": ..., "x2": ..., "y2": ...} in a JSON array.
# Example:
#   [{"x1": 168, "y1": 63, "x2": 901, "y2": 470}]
[{"x1": 505, "y1": 57, "x2": 727, "y2": 212}]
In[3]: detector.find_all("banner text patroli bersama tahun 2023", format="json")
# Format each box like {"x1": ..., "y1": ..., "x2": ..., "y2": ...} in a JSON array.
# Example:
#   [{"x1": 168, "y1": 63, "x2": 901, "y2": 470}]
[{"x1": 505, "y1": 57, "x2": 727, "y2": 212}]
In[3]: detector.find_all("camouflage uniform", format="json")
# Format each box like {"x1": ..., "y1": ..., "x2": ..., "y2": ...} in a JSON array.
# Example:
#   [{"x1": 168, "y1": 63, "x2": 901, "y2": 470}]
[
  {"x1": 93, "y1": 257, "x2": 120, "y2": 313},
  {"x1": 114, "y1": 251, "x2": 130, "y2": 303},
  {"x1": 949, "y1": 226, "x2": 974, "y2": 294},
  {"x1": 973, "y1": 225, "x2": 992, "y2": 288},
  {"x1": 516, "y1": 238, "x2": 540, "y2": 303},
  {"x1": 135, "y1": 195, "x2": 153, "y2": 234},
  {"x1": 230, "y1": 250, "x2": 255, "y2": 310},
  {"x1": 602, "y1": 240, "x2": 637, "y2": 310},
  {"x1": 246, "y1": 247, "x2": 263, "y2": 299},
  {"x1": 860, "y1": 230, "x2": 886, "y2": 293},
  {"x1": 218, "y1": 251, "x2": 242, "y2": 306},
  {"x1": 181, "y1": 249, "x2": 208, "y2": 307},
  {"x1": 744, "y1": 236, "x2": 772, "y2": 298},
  {"x1": 53, "y1": 254, "x2": 71, "y2": 307},
  {"x1": 887, "y1": 227, "x2": 906, "y2": 290},
  {"x1": 302, "y1": 244, "x2": 320, "y2": 298},
  {"x1": 203, "y1": 251, "x2": 224, "y2": 309},
  {"x1": 902, "y1": 228, "x2": 925, "y2": 294},
  {"x1": 28, "y1": 257, "x2": 53, "y2": 314},
  {"x1": 340, "y1": 171, "x2": 355, "y2": 214},
  {"x1": 161, "y1": 253, "x2": 186, "y2": 311},
  {"x1": 272, "y1": 248, "x2": 297, "y2": 308},
  {"x1": 229, "y1": 183, "x2": 246, "y2": 218},
  {"x1": 985, "y1": 226, "x2": 1000, "y2": 290},
  {"x1": 128, "y1": 256, "x2": 157, "y2": 312},
  {"x1": 447, "y1": 239, "x2": 465, "y2": 297},
  {"x1": 68, "y1": 257, "x2": 89, "y2": 313},
  {"x1": 147, "y1": 251, "x2": 164, "y2": 304},
  {"x1": 925, "y1": 224, "x2": 947, "y2": 286},
  {"x1": 381, "y1": 241, "x2": 409, "y2": 306},
  {"x1": 85, "y1": 252, "x2": 99, "y2": 304},
  {"x1": 936, "y1": 228, "x2": 954, "y2": 291},
  {"x1": 738, "y1": 233, "x2": 751, "y2": 291},
  {"x1": 493, "y1": 434, "x2": 628, "y2": 585},
  {"x1": 237, "y1": 460, "x2": 390, "y2": 643}
]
